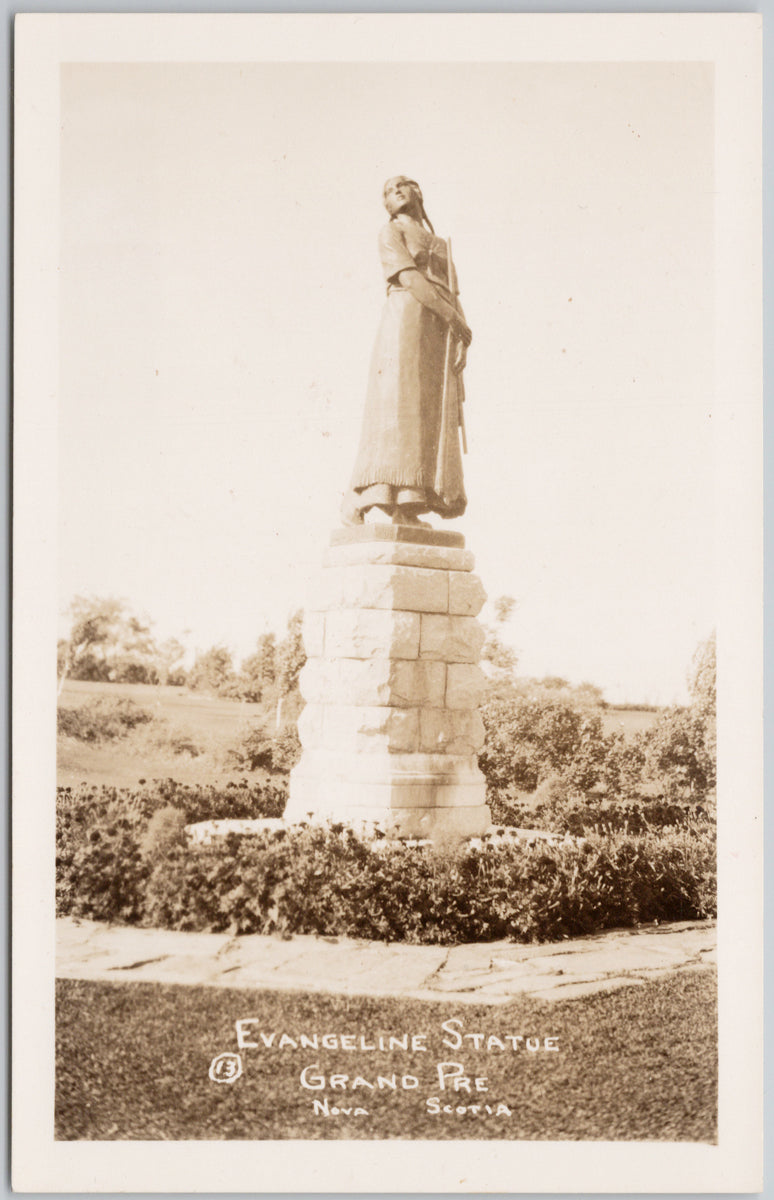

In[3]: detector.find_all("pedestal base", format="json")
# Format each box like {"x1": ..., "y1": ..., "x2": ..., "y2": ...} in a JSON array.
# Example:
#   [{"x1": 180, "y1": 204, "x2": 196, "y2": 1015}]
[{"x1": 285, "y1": 526, "x2": 491, "y2": 843}]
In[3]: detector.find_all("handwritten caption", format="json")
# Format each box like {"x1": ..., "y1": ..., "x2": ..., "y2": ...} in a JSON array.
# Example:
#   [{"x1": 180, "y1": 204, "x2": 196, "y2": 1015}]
[{"x1": 208, "y1": 1017, "x2": 560, "y2": 1120}]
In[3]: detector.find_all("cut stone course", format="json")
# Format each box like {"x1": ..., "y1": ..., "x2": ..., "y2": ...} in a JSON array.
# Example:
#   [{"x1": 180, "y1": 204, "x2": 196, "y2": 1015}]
[
  {"x1": 324, "y1": 608, "x2": 420, "y2": 660},
  {"x1": 419, "y1": 613, "x2": 484, "y2": 662},
  {"x1": 302, "y1": 610, "x2": 325, "y2": 658},
  {"x1": 324, "y1": 542, "x2": 475, "y2": 573},
  {"x1": 299, "y1": 656, "x2": 446, "y2": 709},
  {"x1": 449, "y1": 571, "x2": 487, "y2": 617},
  {"x1": 321, "y1": 704, "x2": 420, "y2": 755},
  {"x1": 445, "y1": 663, "x2": 486, "y2": 710},
  {"x1": 287, "y1": 528, "x2": 491, "y2": 841},
  {"x1": 296, "y1": 703, "x2": 325, "y2": 749},
  {"x1": 318, "y1": 563, "x2": 449, "y2": 614},
  {"x1": 419, "y1": 708, "x2": 486, "y2": 755}
]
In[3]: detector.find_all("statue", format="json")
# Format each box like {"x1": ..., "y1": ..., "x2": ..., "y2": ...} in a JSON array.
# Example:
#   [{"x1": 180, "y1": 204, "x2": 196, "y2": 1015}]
[{"x1": 342, "y1": 177, "x2": 473, "y2": 529}]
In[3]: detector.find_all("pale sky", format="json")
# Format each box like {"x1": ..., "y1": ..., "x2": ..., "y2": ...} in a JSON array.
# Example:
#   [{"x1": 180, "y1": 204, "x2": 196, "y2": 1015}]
[{"x1": 59, "y1": 61, "x2": 715, "y2": 704}]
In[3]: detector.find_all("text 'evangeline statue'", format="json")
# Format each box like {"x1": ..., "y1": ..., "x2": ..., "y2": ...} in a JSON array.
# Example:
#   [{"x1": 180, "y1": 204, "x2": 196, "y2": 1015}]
[{"x1": 343, "y1": 177, "x2": 473, "y2": 529}]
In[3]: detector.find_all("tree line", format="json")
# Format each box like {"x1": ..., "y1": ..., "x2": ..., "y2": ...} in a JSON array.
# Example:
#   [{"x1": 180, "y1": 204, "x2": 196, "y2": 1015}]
[{"x1": 57, "y1": 595, "x2": 305, "y2": 708}]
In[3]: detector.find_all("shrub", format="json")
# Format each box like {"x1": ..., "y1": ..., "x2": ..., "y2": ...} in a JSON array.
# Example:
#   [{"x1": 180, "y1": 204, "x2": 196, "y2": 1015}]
[
  {"x1": 57, "y1": 696, "x2": 154, "y2": 743},
  {"x1": 140, "y1": 805, "x2": 189, "y2": 860},
  {"x1": 138, "y1": 822, "x2": 716, "y2": 943},
  {"x1": 56, "y1": 779, "x2": 287, "y2": 920},
  {"x1": 56, "y1": 788, "x2": 148, "y2": 921},
  {"x1": 227, "y1": 721, "x2": 301, "y2": 777},
  {"x1": 479, "y1": 688, "x2": 615, "y2": 796},
  {"x1": 639, "y1": 705, "x2": 716, "y2": 799},
  {"x1": 57, "y1": 782, "x2": 716, "y2": 942}
]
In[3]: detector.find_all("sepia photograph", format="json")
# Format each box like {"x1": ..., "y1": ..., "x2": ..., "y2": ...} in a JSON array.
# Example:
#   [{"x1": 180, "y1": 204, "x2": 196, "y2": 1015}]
[{"x1": 12, "y1": 12, "x2": 762, "y2": 1194}]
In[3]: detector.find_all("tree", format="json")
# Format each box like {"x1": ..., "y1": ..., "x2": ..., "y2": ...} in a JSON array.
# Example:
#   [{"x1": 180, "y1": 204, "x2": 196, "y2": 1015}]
[
  {"x1": 239, "y1": 632, "x2": 278, "y2": 702},
  {"x1": 479, "y1": 686, "x2": 613, "y2": 797},
  {"x1": 639, "y1": 631, "x2": 717, "y2": 799},
  {"x1": 58, "y1": 596, "x2": 132, "y2": 694},
  {"x1": 187, "y1": 645, "x2": 236, "y2": 694},
  {"x1": 155, "y1": 637, "x2": 187, "y2": 687},
  {"x1": 275, "y1": 610, "x2": 306, "y2": 727},
  {"x1": 110, "y1": 614, "x2": 159, "y2": 683},
  {"x1": 481, "y1": 594, "x2": 518, "y2": 677}
]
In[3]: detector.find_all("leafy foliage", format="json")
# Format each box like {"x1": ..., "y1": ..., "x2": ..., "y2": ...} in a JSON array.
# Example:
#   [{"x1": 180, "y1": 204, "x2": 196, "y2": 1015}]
[
  {"x1": 57, "y1": 784, "x2": 715, "y2": 942},
  {"x1": 57, "y1": 696, "x2": 155, "y2": 743},
  {"x1": 479, "y1": 687, "x2": 619, "y2": 797},
  {"x1": 58, "y1": 596, "x2": 167, "y2": 687},
  {"x1": 187, "y1": 645, "x2": 236, "y2": 694}
]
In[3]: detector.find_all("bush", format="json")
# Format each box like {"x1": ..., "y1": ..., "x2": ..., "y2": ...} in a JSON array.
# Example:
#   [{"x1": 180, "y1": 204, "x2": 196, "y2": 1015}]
[
  {"x1": 57, "y1": 697, "x2": 154, "y2": 743},
  {"x1": 56, "y1": 779, "x2": 287, "y2": 920},
  {"x1": 479, "y1": 689, "x2": 616, "y2": 797},
  {"x1": 227, "y1": 721, "x2": 301, "y2": 776},
  {"x1": 639, "y1": 705, "x2": 716, "y2": 799},
  {"x1": 139, "y1": 822, "x2": 716, "y2": 941},
  {"x1": 57, "y1": 783, "x2": 716, "y2": 942}
]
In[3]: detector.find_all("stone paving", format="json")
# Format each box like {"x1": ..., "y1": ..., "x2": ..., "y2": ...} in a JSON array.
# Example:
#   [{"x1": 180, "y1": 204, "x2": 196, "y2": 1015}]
[{"x1": 57, "y1": 917, "x2": 716, "y2": 1005}]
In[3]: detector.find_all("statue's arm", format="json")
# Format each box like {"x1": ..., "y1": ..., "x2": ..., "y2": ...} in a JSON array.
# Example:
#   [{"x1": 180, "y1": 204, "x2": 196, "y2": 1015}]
[{"x1": 396, "y1": 268, "x2": 472, "y2": 347}]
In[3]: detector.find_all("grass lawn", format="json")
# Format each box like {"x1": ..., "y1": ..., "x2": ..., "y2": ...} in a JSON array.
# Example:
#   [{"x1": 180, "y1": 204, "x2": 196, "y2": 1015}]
[
  {"x1": 57, "y1": 679, "x2": 265, "y2": 788},
  {"x1": 56, "y1": 970, "x2": 716, "y2": 1142},
  {"x1": 57, "y1": 680, "x2": 662, "y2": 790}
]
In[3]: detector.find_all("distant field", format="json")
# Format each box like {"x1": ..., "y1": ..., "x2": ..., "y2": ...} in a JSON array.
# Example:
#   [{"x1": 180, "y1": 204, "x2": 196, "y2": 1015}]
[
  {"x1": 601, "y1": 707, "x2": 662, "y2": 738},
  {"x1": 57, "y1": 680, "x2": 661, "y2": 790},
  {"x1": 57, "y1": 679, "x2": 266, "y2": 788}
]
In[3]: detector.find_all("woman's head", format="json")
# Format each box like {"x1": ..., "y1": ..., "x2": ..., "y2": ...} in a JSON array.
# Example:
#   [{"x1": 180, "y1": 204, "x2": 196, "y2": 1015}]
[
  {"x1": 383, "y1": 176, "x2": 422, "y2": 217},
  {"x1": 382, "y1": 176, "x2": 435, "y2": 233}
]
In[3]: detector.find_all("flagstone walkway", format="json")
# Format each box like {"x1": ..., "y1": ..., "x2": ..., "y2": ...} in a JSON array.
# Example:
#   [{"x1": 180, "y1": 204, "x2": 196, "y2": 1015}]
[{"x1": 57, "y1": 916, "x2": 716, "y2": 1005}]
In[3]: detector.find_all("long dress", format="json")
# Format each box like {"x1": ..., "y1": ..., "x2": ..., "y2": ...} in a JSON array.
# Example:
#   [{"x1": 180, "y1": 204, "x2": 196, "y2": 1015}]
[{"x1": 346, "y1": 213, "x2": 467, "y2": 520}]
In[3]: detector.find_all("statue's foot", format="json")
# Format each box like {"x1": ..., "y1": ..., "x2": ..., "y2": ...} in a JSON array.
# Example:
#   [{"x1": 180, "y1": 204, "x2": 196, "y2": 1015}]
[
  {"x1": 392, "y1": 510, "x2": 431, "y2": 529},
  {"x1": 341, "y1": 498, "x2": 365, "y2": 527}
]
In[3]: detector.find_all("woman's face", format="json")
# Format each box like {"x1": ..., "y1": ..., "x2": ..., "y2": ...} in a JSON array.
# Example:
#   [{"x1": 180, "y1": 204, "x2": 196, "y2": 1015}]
[{"x1": 383, "y1": 177, "x2": 422, "y2": 217}]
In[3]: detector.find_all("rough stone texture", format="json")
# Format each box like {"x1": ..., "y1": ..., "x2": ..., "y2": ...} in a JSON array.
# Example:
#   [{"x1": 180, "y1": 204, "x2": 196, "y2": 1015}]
[
  {"x1": 318, "y1": 563, "x2": 449, "y2": 614},
  {"x1": 419, "y1": 708, "x2": 486, "y2": 755},
  {"x1": 322, "y1": 704, "x2": 420, "y2": 755},
  {"x1": 286, "y1": 752, "x2": 488, "y2": 819},
  {"x1": 287, "y1": 531, "x2": 490, "y2": 842},
  {"x1": 324, "y1": 608, "x2": 420, "y2": 660},
  {"x1": 302, "y1": 610, "x2": 325, "y2": 658},
  {"x1": 57, "y1": 917, "x2": 717, "y2": 1006},
  {"x1": 324, "y1": 542, "x2": 475, "y2": 573},
  {"x1": 299, "y1": 657, "x2": 446, "y2": 709},
  {"x1": 419, "y1": 613, "x2": 484, "y2": 662},
  {"x1": 297, "y1": 703, "x2": 325, "y2": 750},
  {"x1": 445, "y1": 663, "x2": 486, "y2": 709},
  {"x1": 448, "y1": 571, "x2": 487, "y2": 616},
  {"x1": 285, "y1": 774, "x2": 490, "y2": 832}
]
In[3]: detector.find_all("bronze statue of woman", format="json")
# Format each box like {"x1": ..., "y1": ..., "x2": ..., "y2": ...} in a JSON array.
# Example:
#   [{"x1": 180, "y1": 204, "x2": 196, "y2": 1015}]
[{"x1": 342, "y1": 177, "x2": 472, "y2": 528}]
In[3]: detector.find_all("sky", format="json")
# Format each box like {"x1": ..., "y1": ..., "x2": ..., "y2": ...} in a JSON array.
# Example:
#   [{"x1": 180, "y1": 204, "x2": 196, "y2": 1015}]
[{"x1": 59, "y1": 60, "x2": 715, "y2": 704}]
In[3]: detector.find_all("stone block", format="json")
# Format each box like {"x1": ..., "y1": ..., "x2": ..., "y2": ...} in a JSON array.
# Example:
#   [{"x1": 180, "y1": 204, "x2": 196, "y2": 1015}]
[
  {"x1": 297, "y1": 703, "x2": 325, "y2": 749},
  {"x1": 318, "y1": 564, "x2": 448, "y2": 614},
  {"x1": 302, "y1": 611, "x2": 325, "y2": 658},
  {"x1": 324, "y1": 542, "x2": 475, "y2": 573},
  {"x1": 324, "y1": 608, "x2": 420, "y2": 660},
  {"x1": 330, "y1": 523, "x2": 464, "y2": 549},
  {"x1": 446, "y1": 663, "x2": 486, "y2": 709},
  {"x1": 323, "y1": 704, "x2": 420, "y2": 754},
  {"x1": 449, "y1": 572, "x2": 487, "y2": 617},
  {"x1": 419, "y1": 709, "x2": 486, "y2": 755},
  {"x1": 299, "y1": 657, "x2": 446, "y2": 709},
  {"x1": 419, "y1": 614, "x2": 485, "y2": 663},
  {"x1": 286, "y1": 751, "x2": 488, "y2": 815}
]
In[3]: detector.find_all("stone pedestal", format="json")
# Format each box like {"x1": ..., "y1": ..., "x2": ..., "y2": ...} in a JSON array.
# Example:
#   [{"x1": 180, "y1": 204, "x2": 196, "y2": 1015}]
[{"x1": 285, "y1": 525, "x2": 491, "y2": 841}]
